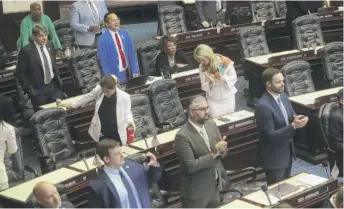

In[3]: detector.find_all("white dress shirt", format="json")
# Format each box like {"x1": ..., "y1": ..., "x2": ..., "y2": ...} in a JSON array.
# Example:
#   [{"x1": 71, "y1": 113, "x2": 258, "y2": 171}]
[
  {"x1": 0, "y1": 122, "x2": 18, "y2": 190},
  {"x1": 188, "y1": 119, "x2": 211, "y2": 151},
  {"x1": 109, "y1": 30, "x2": 128, "y2": 72},
  {"x1": 34, "y1": 41, "x2": 54, "y2": 84}
]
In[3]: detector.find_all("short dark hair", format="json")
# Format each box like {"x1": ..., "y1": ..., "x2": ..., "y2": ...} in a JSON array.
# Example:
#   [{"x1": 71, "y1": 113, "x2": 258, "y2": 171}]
[
  {"x1": 337, "y1": 89, "x2": 343, "y2": 100},
  {"x1": 100, "y1": 75, "x2": 117, "y2": 89},
  {"x1": 32, "y1": 24, "x2": 48, "y2": 36},
  {"x1": 262, "y1": 67, "x2": 282, "y2": 84},
  {"x1": 159, "y1": 35, "x2": 177, "y2": 52},
  {"x1": 96, "y1": 139, "x2": 121, "y2": 160},
  {"x1": 104, "y1": 12, "x2": 116, "y2": 23}
]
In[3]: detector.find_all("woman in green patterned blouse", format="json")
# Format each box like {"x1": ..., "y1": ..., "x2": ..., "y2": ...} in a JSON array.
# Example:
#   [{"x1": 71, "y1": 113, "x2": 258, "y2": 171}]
[{"x1": 17, "y1": 3, "x2": 62, "y2": 52}]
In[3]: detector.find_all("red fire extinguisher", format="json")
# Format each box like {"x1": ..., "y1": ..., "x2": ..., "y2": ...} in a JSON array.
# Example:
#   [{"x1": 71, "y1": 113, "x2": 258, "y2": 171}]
[{"x1": 127, "y1": 123, "x2": 135, "y2": 144}]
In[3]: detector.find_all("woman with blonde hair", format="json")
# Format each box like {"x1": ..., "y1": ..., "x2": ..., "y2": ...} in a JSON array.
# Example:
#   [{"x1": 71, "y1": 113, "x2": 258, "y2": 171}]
[{"x1": 194, "y1": 44, "x2": 237, "y2": 117}]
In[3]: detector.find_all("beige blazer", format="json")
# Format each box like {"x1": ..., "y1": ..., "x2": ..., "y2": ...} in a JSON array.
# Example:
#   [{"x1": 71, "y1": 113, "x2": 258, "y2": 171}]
[{"x1": 72, "y1": 84, "x2": 133, "y2": 145}]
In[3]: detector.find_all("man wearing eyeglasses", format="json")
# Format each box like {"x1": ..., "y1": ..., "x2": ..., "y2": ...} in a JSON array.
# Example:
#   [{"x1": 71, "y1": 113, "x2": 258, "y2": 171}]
[
  {"x1": 174, "y1": 96, "x2": 228, "y2": 208},
  {"x1": 97, "y1": 12, "x2": 139, "y2": 84}
]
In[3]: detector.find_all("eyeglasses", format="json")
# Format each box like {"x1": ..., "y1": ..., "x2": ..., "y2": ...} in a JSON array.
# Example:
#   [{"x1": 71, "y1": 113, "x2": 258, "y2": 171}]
[{"x1": 191, "y1": 107, "x2": 209, "y2": 112}]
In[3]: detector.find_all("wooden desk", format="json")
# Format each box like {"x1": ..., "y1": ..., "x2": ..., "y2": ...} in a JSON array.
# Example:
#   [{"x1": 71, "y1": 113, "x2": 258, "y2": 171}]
[
  {"x1": 219, "y1": 199, "x2": 263, "y2": 208},
  {"x1": 242, "y1": 172, "x2": 338, "y2": 208},
  {"x1": 242, "y1": 46, "x2": 327, "y2": 106},
  {"x1": 289, "y1": 87, "x2": 343, "y2": 164}
]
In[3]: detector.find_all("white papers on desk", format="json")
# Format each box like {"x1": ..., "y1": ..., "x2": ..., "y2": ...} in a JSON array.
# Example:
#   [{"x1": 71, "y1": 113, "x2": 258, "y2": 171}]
[
  {"x1": 298, "y1": 174, "x2": 328, "y2": 187},
  {"x1": 145, "y1": 76, "x2": 162, "y2": 85}
]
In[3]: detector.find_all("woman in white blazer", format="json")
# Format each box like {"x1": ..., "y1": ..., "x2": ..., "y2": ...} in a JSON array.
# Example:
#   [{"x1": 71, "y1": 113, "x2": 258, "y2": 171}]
[
  {"x1": 194, "y1": 44, "x2": 237, "y2": 118},
  {"x1": 62, "y1": 75, "x2": 134, "y2": 145}
]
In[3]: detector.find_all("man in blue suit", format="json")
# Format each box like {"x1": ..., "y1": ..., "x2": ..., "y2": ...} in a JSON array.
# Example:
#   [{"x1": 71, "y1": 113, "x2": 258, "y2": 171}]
[
  {"x1": 255, "y1": 68, "x2": 309, "y2": 185},
  {"x1": 70, "y1": 0, "x2": 108, "y2": 48},
  {"x1": 88, "y1": 139, "x2": 162, "y2": 208},
  {"x1": 97, "y1": 12, "x2": 140, "y2": 84}
]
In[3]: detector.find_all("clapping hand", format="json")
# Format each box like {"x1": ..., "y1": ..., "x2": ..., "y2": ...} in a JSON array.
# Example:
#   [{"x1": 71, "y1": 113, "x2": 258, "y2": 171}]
[
  {"x1": 144, "y1": 152, "x2": 159, "y2": 167},
  {"x1": 215, "y1": 136, "x2": 228, "y2": 154}
]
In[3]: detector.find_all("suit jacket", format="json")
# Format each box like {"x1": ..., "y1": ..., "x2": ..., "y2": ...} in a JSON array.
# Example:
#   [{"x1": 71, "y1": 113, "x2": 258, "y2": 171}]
[
  {"x1": 195, "y1": 0, "x2": 227, "y2": 26},
  {"x1": 70, "y1": 0, "x2": 108, "y2": 46},
  {"x1": 174, "y1": 119, "x2": 225, "y2": 199},
  {"x1": 88, "y1": 159, "x2": 162, "y2": 208},
  {"x1": 71, "y1": 78, "x2": 134, "y2": 144},
  {"x1": 254, "y1": 92, "x2": 296, "y2": 169},
  {"x1": 16, "y1": 41, "x2": 62, "y2": 96},
  {"x1": 97, "y1": 29, "x2": 139, "y2": 83},
  {"x1": 154, "y1": 50, "x2": 192, "y2": 77}
]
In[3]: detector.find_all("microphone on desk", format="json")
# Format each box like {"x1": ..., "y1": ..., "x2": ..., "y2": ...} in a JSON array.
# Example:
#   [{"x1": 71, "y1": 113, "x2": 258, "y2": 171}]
[
  {"x1": 141, "y1": 132, "x2": 149, "y2": 149},
  {"x1": 79, "y1": 152, "x2": 90, "y2": 171},
  {"x1": 322, "y1": 161, "x2": 331, "y2": 179},
  {"x1": 261, "y1": 184, "x2": 273, "y2": 206}
]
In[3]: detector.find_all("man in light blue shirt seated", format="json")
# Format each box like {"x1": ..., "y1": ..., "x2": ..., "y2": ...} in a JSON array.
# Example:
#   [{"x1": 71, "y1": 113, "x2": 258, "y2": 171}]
[{"x1": 88, "y1": 139, "x2": 162, "y2": 208}]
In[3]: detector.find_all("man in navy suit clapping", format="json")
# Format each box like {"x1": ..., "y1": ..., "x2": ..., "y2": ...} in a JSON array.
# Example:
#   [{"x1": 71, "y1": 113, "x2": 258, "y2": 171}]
[
  {"x1": 255, "y1": 68, "x2": 309, "y2": 185},
  {"x1": 88, "y1": 139, "x2": 162, "y2": 208}
]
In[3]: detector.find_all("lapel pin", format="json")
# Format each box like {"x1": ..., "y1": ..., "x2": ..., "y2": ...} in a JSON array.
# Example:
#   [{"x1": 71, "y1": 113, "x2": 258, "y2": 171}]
[{"x1": 126, "y1": 165, "x2": 129, "y2": 169}]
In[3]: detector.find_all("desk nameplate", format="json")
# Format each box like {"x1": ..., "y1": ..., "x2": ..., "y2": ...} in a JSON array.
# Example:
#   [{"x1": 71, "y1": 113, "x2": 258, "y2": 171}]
[
  {"x1": 0, "y1": 70, "x2": 15, "y2": 83},
  {"x1": 176, "y1": 28, "x2": 217, "y2": 42},
  {"x1": 268, "y1": 49, "x2": 317, "y2": 65},
  {"x1": 317, "y1": 11, "x2": 343, "y2": 21},
  {"x1": 263, "y1": 18, "x2": 286, "y2": 27}
]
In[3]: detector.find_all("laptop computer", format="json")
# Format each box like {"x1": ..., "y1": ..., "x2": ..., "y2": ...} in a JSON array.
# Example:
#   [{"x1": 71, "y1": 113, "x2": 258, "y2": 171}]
[{"x1": 125, "y1": 74, "x2": 150, "y2": 89}]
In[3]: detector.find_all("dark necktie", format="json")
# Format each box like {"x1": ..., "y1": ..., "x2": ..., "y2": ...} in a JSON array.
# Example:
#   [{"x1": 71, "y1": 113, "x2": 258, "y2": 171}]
[
  {"x1": 40, "y1": 46, "x2": 52, "y2": 84},
  {"x1": 114, "y1": 33, "x2": 127, "y2": 69},
  {"x1": 119, "y1": 170, "x2": 138, "y2": 208}
]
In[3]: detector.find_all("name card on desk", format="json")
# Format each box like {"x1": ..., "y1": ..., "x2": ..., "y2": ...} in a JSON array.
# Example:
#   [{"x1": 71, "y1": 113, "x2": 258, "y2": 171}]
[
  {"x1": 263, "y1": 18, "x2": 286, "y2": 27},
  {"x1": 267, "y1": 50, "x2": 316, "y2": 64},
  {"x1": 0, "y1": 67, "x2": 15, "y2": 82},
  {"x1": 172, "y1": 69, "x2": 200, "y2": 86},
  {"x1": 214, "y1": 110, "x2": 255, "y2": 133},
  {"x1": 317, "y1": 10, "x2": 343, "y2": 20},
  {"x1": 176, "y1": 29, "x2": 217, "y2": 42}
]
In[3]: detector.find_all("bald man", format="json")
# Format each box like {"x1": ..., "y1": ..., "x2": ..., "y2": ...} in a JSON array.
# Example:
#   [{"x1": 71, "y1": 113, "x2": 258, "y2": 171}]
[{"x1": 33, "y1": 181, "x2": 74, "y2": 208}]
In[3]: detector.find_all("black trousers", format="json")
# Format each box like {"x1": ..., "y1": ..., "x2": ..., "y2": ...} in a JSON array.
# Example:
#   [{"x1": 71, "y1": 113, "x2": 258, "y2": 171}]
[
  {"x1": 30, "y1": 80, "x2": 63, "y2": 108},
  {"x1": 264, "y1": 162, "x2": 292, "y2": 185}
]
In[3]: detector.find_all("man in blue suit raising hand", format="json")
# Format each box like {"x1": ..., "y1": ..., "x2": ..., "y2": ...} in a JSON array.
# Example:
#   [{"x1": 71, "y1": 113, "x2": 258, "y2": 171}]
[
  {"x1": 98, "y1": 12, "x2": 140, "y2": 84},
  {"x1": 255, "y1": 68, "x2": 309, "y2": 185},
  {"x1": 88, "y1": 139, "x2": 162, "y2": 208}
]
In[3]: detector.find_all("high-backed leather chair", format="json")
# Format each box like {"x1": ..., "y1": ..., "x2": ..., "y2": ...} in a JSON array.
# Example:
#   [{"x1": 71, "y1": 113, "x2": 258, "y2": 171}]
[
  {"x1": 320, "y1": 42, "x2": 343, "y2": 87},
  {"x1": 238, "y1": 26, "x2": 270, "y2": 58},
  {"x1": 68, "y1": 49, "x2": 101, "y2": 94},
  {"x1": 0, "y1": 37, "x2": 8, "y2": 68},
  {"x1": 16, "y1": 80, "x2": 34, "y2": 123},
  {"x1": 157, "y1": 5, "x2": 188, "y2": 36},
  {"x1": 318, "y1": 102, "x2": 341, "y2": 176},
  {"x1": 137, "y1": 40, "x2": 161, "y2": 76},
  {"x1": 30, "y1": 108, "x2": 80, "y2": 173},
  {"x1": 281, "y1": 60, "x2": 316, "y2": 96},
  {"x1": 53, "y1": 20, "x2": 74, "y2": 49},
  {"x1": 292, "y1": 15, "x2": 324, "y2": 50},
  {"x1": 130, "y1": 94, "x2": 158, "y2": 140},
  {"x1": 148, "y1": 79, "x2": 187, "y2": 131},
  {"x1": 5, "y1": 128, "x2": 38, "y2": 188},
  {"x1": 251, "y1": 1, "x2": 277, "y2": 22},
  {"x1": 274, "y1": 1, "x2": 287, "y2": 18}
]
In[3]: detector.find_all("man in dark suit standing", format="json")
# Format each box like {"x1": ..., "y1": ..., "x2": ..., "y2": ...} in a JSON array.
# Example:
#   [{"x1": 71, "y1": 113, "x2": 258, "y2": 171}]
[
  {"x1": 33, "y1": 181, "x2": 74, "y2": 208},
  {"x1": 195, "y1": 0, "x2": 227, "y2": 28},
  {"x1": 255, "y1": 68, "x2": 309, "y2": 185},
  {"x1": 16, "y1": 25, "x2": 63, "y2": 108},
  {"x1": 88, "y1": 139, "x2": 162, "y2": 208},
  {"x1": 174, "y1": 96, "x2": 228, "y2": 208}
]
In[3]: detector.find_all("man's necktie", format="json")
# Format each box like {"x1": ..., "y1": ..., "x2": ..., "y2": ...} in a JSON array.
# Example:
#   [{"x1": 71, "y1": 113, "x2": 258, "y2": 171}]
[
  {"x1": 40, "y1": 46, "x2": 52, "y2": 84},
  {"x1": 277, "y1": 97, "x2": 289, "y2": 125},
  {"x1": 199, "y1": 128, "x2": 211, "y2": 151},
  {"x1": 114, "y1": 33, "x2": 127, "y2": 69},
  {"x1": 119, "y1": 170, "x2": 138, "y2": 208},
  {"x1": 88, "y1": 1, "x2": 99, "y2": 24}
]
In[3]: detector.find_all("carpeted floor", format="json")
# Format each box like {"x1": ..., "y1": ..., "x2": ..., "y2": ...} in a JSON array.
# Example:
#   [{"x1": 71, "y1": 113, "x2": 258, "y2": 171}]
[{"x1": 22, "y1": 22, "x2": 329, "y2": 179}]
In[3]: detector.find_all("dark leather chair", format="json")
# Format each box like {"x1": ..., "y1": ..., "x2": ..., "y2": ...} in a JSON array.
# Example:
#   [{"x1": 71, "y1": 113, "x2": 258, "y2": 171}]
[
  {"x1": 130, "y1": 94, "x2": 158, "y2": 140},
  {"x1": 30, "y1": 108, "x2": 81, "y2": 174},
  {"x1": 318, "y1": 102, "x2": 341, "y2": 177},
  {"x1": 148, "y1": 79, "x2": 187, "y2": 132},
  {"x1": 137, "y1": 40, "x2": 161, "y2": 76},
  {"x1": 292, "y1": 15, "x2": 324, "y2": 50},
  {"x1": 251, "y1": 1, "x2": 277, "y2": 22},
  {"x1": 274, "y1": 1, "x2": 287, "y2": 18},
  {"x1": 68, "y1": 49, "x2": 101, "y2": 94},
  {"x1": 53, "y1": 19, "x2": 74, "y2": 50},
  {"x1": 157, "y1": 5, "x2": 188, "y2": 36},
  {"x1": 5, "y1": 128, "x2": 38, "y2": 188},
  {"x1": 320, "y1": 42, "x2": 343, "y2": 87},
  {"x1": 0, "y1": 37, "x2": 8, "y2": 68},
  {"x1": 16, "y1": 80, "x2": 34, "y2": 123},
  {"x1": 281, "y1": 60, "x2": 316, "y2": 96},
  {"x1": 238, "y1": 26, "x2": 270, "y2": 58}
]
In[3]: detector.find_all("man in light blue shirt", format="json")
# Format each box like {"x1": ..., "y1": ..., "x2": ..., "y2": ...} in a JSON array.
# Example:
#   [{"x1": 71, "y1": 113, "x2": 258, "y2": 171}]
[{"x1": 88, "y1": 139, "x2": 162, "y2": 208}]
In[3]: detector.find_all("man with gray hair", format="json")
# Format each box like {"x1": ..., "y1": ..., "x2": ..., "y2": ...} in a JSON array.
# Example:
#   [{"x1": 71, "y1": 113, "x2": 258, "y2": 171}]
[{"x1": 174, "y1": 95, "x2": 227, "y2": 208}]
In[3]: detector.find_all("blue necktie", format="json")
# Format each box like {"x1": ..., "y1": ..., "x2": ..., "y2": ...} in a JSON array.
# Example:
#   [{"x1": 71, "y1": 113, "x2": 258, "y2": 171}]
[
  {"x1": 119, "y1": 170, "x2": 138, "y2": 208},
  {"x1": 277, "y1": 97, "x2": 289, "y2": 125}
]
